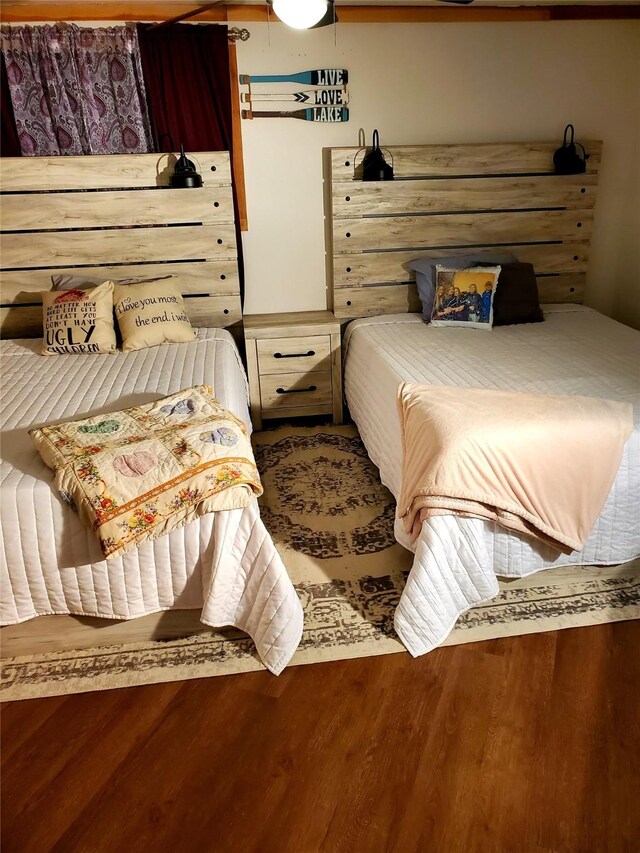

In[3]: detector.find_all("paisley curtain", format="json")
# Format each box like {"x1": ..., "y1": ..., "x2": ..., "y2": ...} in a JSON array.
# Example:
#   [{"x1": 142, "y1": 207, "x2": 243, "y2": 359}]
[{"x1": 0, "y1": 25, "x2": 153, "y2": 155}]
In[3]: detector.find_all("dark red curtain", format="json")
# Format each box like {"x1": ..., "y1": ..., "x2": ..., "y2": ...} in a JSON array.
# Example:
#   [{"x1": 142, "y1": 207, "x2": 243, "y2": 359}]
[
  {"x1": 137, "y1": 22, "x2": 243, "y2": 302},
  {"x1": 1, "y1": 52, "x2": 21, "y2": 156}
]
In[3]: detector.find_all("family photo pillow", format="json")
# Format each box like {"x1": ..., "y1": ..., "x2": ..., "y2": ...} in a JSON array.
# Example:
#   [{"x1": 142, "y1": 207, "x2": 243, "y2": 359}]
[
  {"x1": 113, "y1": 280, "x2": 196, "y2": 352},
  {"x1": 41, "y1": 280, "x2": 117, "y2": 356},
  {"x1": 430, "y1": 266, "x2": 501, "y2": 330}
]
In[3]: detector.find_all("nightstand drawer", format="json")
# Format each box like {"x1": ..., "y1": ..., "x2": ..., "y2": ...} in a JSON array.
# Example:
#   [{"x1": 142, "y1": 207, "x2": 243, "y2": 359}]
[
  {"x1": 260, "y1": 371, "x2": 332, "y2": 410},
  {"x1": 257, "y1": 335, "x2": 331, "y2": 375}
]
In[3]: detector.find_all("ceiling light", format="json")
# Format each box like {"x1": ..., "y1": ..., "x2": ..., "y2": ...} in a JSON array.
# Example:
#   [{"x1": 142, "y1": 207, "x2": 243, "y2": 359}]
[{"x1": 271, "y1": 0, "x2": 329, "y2": 30}]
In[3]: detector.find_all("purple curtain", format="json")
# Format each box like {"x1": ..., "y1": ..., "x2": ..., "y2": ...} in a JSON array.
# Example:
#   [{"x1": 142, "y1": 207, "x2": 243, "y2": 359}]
[
  {"x1": 1, "y1": 52, "x2": 21, "y2": 156},
  {"x1": 0, "y1": 24, "x2": 153, "y2": 155}
]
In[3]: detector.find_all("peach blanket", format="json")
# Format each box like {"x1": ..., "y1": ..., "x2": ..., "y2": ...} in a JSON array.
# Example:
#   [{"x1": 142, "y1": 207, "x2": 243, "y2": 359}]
[{"x1": 397, "y1": 383, "x2": 633, "y2": 553}]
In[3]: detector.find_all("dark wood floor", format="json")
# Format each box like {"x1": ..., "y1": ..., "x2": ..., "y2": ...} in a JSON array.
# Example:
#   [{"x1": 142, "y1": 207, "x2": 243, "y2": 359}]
[{"x1": 2, "y1": 621, "x2": 639, "y2": 853}]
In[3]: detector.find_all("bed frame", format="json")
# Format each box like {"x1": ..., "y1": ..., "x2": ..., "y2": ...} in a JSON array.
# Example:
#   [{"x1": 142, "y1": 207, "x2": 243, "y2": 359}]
[
  {"x1": 325, "y1": 140, "x2": 602, "y2": 319},
  {"x1": 0, "y1": 151, "x2": 241, "y2": 337}
]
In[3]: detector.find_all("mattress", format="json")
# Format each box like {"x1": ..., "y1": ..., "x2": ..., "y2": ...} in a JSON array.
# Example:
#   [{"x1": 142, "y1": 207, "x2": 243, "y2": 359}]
[
  {"x1": 344, "y1": 306, "x2": 640, "y2": 654},
  {"x1": 0, "y1": 330, "x2": 303, "y2": 674}
]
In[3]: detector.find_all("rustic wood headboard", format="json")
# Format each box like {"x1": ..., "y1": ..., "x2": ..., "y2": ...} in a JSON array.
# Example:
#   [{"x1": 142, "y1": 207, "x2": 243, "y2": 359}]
[
  {"x1": 326, "y1": 140, "x2": 601, "y2": 320},
  {"x1": 0, "y1": 151, "x2": 242, "y2": 338}
]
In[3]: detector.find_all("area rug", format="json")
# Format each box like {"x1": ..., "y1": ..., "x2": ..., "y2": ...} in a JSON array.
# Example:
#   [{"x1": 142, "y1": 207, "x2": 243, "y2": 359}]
[{"x1": 2, "y1": 424, "x2": 638, "y2": 702}]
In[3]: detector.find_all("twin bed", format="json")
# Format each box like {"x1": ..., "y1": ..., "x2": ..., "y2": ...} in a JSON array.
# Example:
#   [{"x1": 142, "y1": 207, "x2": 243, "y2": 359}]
[{"x1": 1, "y1": 142, "x2": 638, "y2": 676}]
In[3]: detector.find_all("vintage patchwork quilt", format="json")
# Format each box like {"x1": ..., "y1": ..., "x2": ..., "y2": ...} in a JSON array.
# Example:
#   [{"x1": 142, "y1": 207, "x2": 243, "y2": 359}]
[{"x1": 31, "y1": 385, "x2": 263, "y2": 559}]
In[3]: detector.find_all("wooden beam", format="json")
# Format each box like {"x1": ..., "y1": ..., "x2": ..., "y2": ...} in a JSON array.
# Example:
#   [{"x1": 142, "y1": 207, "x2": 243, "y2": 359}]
[
  {"x1": 2, "y1": 3, "x2": 640, "y2": 24},
  {"x1": 148, "y1": 1, "x2": 223, "y2": 29}
]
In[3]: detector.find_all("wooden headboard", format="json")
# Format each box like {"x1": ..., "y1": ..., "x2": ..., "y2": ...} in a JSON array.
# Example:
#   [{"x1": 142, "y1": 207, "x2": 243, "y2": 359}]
[
  {"x1": 326, "y1": 140, "x2": 601, "y2": 319},
  {"x1": 0, "y1": 151, "x2": 241, "y2": 338}
]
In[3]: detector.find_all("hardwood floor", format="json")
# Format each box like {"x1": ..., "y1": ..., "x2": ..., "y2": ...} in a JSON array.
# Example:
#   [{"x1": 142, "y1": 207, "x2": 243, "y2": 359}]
[{"x1": 2, "y1": 621, "x2": 639, "y2": 853}]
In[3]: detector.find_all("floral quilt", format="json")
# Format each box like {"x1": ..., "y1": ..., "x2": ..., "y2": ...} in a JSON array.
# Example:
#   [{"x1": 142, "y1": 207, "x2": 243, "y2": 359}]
[{"x1": 30, "y1": 385, "x2": 262, "y2": 559}]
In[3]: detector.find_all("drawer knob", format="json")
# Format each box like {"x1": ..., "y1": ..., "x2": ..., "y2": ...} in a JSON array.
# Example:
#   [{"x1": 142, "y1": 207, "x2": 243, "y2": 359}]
[
  {"x1": 274, "y1": 350, "x2": 315, "y2": 359},
  {"x1": 276, "y1": 385, "x2": 317, "y2": 394}
]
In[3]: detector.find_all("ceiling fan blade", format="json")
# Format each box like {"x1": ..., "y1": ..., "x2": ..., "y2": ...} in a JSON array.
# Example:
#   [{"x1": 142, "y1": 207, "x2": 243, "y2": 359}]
[{"x1": 439, "y1": 0, "x2": 475, "y2": 4}]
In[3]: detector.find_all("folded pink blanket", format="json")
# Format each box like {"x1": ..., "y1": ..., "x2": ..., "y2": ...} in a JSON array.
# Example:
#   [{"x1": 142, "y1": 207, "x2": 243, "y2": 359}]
[{"x1": 397, "y1": 383, "x2": 633, "y2": 553}]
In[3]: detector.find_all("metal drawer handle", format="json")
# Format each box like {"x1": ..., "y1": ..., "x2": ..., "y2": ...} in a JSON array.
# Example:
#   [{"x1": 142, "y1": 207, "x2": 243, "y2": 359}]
[
  {"x1": 276, "y1": 385, "x2": 317, "y2": 394},
  {"x1": 274, "y1": 350, "x2": 315, "y2": 359}
]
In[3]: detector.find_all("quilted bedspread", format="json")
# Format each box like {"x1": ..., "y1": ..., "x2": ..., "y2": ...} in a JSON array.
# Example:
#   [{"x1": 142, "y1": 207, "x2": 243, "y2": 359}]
[{"x1": 31, "y1": 385, "x2": 263, "y2": 560}]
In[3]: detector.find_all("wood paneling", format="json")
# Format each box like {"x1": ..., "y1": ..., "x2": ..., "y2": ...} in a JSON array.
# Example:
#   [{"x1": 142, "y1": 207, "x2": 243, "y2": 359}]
[
  {"x1": 333, "y1": 210, "x2": 593, "y2": 254},
  {"x1": 333, "y1": 274, "x2": 585, "y2": 319},
  {"x1": 1, "y1": 151, "x2": 241, "y2": 335},
  {"x1": 1, "y1": 187, "x2": 232, "y2": 231},
  {"x1": 0, "y1": 294, "x2": 242, "y2": 338},
  {"x1": 0, "y1": 151, "x2": 230, "y2": 192},
  {"x1": 0, "y1": 261, "x2": 240, "y2": 303},
  {"x1": 327, "y1": 140, "x2": 601, "y2": 318},
  {"x1": 1, "y1": 224, "x2": 236, "y2": 270},
  {"x1": 330, "y1": 141, "x2": 602, "y2": 181},
  {"x1": 332, "y1": 175, "x2": 598, "y2": 218},
  {"x1": 1, "y1": 622, "x2": 638, "y2": 852},
  {"x1": 332, "y1": 243, "x2": 591, "y2": 287}
]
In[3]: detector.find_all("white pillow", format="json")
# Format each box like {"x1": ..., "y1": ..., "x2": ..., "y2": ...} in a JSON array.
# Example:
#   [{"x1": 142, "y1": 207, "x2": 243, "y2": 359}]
[
  {"x1": 113, "y1": 280, "x2": 196, "y2": 352},
  {"x1": 41, "y1": 280, "x2": 117, "y2": 356}
]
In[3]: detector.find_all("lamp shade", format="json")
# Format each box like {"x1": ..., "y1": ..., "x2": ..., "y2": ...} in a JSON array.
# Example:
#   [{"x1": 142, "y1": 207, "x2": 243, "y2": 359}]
[
  {"x1": 272, "y1": 0, "x2": 329, "y2": 29},
  {"x1": 170, "y1": 145, "x2": 203, "y2": 189}
]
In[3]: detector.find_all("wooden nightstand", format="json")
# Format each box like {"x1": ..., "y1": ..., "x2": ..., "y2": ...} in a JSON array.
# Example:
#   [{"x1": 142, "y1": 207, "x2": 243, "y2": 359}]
[{"x1": 244, "y1": 311, "x2": 343, "y2": 430}]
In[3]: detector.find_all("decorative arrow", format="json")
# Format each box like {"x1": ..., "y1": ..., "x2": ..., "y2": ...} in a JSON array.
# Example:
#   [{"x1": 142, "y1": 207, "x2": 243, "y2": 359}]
[
  {"x1": 239, "y1": 69, "x2": 348, "y2": 86},
  {"x1": 242, "y1": 107, "x2": 349, "y2": 123},
  {"x1": 241, "y1": 88, "x2": 349, "y2": 105}
]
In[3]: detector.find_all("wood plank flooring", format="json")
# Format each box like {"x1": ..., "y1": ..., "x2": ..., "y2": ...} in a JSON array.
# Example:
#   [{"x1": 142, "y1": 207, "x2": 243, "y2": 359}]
[{"x1": 2, "y1": 621, "x2": 639, "y2": 853}]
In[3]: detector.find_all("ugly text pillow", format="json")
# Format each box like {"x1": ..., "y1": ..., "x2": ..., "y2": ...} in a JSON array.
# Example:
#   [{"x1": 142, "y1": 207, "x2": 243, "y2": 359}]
[
  {"x1": 41, "y1": 280, "x2": 117, "y2": 356},
  {"x1": 430, "y1": 266, "x2": 501, "y2": 329},
  {"x1": 113, "y1": 280, "x2": 196, "y2": 352}
]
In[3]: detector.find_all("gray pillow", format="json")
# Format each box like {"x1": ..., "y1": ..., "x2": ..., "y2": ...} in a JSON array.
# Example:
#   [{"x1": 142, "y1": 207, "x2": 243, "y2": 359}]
[{"x1": 406, "y1": 251, "x2": 518, "y2": 322}]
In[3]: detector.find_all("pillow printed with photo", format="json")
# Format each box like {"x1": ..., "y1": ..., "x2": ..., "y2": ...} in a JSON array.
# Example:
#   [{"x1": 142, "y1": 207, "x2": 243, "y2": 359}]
[
  {"x1": 41, "y1": 280, "x2": 117, "y2": 356},
  {"x1": 430, "y1": 266, "x2": 501, "y2": 329},
  {"x1": 114, "y1": 280, "x2": 196, "y2": 352}
]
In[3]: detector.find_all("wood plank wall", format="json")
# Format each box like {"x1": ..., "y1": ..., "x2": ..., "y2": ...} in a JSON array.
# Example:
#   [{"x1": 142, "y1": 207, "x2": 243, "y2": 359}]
[
  {"x1": 326, "y1": 141, "x2": 601, "y2": 320},
  {"x1": 0, "y1": 151, "x2": 241, "y2": 338}
]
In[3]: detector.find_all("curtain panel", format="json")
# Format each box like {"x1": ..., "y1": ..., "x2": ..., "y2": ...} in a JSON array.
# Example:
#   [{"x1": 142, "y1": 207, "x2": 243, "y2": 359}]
[
  {"x1": 0, "y1": 24, "x2": 153, "y2": 155},
  {"x1": 137, "y1": 23, "x2": 244, "y2": 300}
]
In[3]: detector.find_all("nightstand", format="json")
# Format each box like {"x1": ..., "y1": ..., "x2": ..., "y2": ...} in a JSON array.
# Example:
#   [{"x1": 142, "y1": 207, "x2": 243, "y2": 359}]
[{"x1": 244, "y1": 310, "x2": 343, "y2": 430}]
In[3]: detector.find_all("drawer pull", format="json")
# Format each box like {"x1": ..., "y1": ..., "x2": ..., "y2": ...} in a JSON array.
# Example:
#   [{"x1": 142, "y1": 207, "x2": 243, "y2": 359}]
[
  {"x1": 274, "y1": 350, "x2": 315, "y2": 359},
  {"x1": 276, "y1": 385, "x2": 317, "y2": 394}
]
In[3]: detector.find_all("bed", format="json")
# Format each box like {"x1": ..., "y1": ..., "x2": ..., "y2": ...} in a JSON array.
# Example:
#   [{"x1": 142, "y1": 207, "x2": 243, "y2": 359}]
[
  {"x1": 0, "y1": 151, "x2": 303, "y2": 674},
  {"x1": 327, "y1": 140, "x2": 639, "y2": 655}
]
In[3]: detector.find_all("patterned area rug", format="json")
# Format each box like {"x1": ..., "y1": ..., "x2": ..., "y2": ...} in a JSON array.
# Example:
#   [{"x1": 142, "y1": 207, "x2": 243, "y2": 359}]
[{"x1": 2, "y1": 424, "x2": 638, "y2": 702}]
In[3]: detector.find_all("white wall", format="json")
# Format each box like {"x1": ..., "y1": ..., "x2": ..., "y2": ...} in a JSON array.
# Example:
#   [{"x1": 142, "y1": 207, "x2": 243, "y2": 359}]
[{"x1": 233, "y1": 20, "x2": 640, "y2": 328}]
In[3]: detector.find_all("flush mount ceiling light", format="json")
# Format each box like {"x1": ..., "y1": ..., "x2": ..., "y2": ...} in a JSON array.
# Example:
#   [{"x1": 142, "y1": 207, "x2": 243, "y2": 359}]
[{"x1": 270, "y1": 0, "x2": 336, "y2": 29}]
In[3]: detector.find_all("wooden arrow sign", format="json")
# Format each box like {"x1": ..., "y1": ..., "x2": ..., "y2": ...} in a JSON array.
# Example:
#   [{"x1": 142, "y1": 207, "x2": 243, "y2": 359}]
[
  {"x1": 242, "y1": 88, "x2": 349, "y2": 105},
  {"x1": 239, "y1": 69, "x2": 348, "y2": 86},
  {"x1": 242, "y1": 107, "x2": 349, "y2": 123}
]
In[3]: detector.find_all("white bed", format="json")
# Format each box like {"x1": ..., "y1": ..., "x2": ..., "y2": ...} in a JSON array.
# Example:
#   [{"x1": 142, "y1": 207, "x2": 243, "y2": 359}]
[
  {"x1": 0, "y1": 329, "x2": 303, "y2": 674},
  {"x1": 344, "y1": 305, "x2": 640, "y2": 655}
]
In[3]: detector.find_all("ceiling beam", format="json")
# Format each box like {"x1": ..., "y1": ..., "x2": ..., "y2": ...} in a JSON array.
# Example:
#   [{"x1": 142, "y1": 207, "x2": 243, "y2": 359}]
[{"x1": 1, "y1": 3, "x2": 639, "y2": 24}]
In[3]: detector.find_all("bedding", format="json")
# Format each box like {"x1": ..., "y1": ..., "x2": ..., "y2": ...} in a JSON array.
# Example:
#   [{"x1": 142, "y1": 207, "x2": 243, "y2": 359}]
[
  {"x1": 0, "y1": 329, "x2": 303, "y2": 675},
  {"x1": 397, "y1": 382, "x2": 632, "y2": 550},
  {"x1": 490, "y1": 262, "x2": 544, "y2": 326},
  {"x1": 431, "y1": 266, "x2": 500, "y2": 328},
  {"x1": 31, "y1": 385, "x2": 263, "y2": 560},
  {"x1": 344, "y1": 306, "x2": 640, "y2": 656}
]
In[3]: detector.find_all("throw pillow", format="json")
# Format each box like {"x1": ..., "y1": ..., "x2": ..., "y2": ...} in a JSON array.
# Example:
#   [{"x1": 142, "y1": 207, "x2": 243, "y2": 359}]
[
  {"x1": 406, "y1": 252, "x2": 517, "y2": 322},
  {"x1": 490, "y1": 262, "x2": 544, "y2": 326},
  {"x1": 41, "y1": 280, "x2": 117, "y2": 356},
  {"x1": 113, "y1": 280, "x2": 196, "y2": 352},
  {"x1": 430, "y1": 266, "x2": 501, "y2": 329}
]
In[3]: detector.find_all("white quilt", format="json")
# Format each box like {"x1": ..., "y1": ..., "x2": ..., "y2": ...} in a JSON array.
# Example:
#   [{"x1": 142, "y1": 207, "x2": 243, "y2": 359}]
[
  {"x1": 344, "y1": 306, "x2": 640, "y2": 656},
  {"x1": 0, "y1": 329, "x2": 303, "y2": 675}
]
